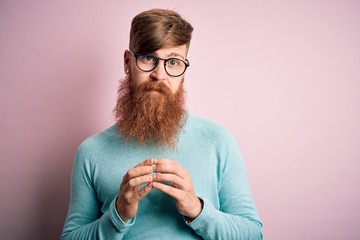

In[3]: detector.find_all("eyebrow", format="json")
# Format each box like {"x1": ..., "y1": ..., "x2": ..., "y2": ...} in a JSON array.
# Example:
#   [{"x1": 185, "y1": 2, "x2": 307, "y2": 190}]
[
  {"x1": 166, "y1": 52, "x2": 185, "y2": 60},
  {"x1": 151, "y1": 52, "x2": 185, "y2": 60}
]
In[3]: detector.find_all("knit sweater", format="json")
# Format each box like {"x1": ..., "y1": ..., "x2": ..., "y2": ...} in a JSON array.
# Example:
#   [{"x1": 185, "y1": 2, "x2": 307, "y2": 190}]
[{"x1": 61, "y1": 115, "x2": 262, "y2": 239}]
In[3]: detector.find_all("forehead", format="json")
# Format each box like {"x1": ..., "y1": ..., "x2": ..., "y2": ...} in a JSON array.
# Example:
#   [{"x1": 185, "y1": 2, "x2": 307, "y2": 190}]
[{"x1": 153, "y1": 45, "x2": 188, "y2": 60}]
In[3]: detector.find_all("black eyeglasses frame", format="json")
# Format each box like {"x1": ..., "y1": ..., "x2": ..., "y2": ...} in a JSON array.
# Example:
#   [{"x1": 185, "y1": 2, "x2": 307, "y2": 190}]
[{"x1": 128, "y1": 50, "x2": 190, "y2": 77}]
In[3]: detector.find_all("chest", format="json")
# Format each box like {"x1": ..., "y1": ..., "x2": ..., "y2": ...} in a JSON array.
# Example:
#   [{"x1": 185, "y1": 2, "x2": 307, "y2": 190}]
[{"x1": 92, "y1": 142, "x2": 222, "y2": 212}]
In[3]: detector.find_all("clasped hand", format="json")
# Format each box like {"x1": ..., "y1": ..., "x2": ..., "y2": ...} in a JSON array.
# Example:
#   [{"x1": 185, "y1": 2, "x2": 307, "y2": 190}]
[{"x1": 116, "y1": 158, "x2": 202, "y2": 222}]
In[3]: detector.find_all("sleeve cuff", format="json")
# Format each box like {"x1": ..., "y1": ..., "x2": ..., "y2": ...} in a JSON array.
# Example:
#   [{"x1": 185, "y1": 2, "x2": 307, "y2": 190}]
[
  {"x1": 109, "y1": 196, "x2": 136, "y2": 232},
  {"x1": 185, "y1": 198, "x2": 218, "y2": 230}
]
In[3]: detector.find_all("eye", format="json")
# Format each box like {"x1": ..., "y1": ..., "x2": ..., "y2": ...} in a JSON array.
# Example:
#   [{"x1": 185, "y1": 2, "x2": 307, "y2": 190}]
[
  {"x1": 167, "y1": 58, "x2": 180, "y2": 67},
  {"x1": 140, "y1": 55, "x2": 156, "y2": 64}
]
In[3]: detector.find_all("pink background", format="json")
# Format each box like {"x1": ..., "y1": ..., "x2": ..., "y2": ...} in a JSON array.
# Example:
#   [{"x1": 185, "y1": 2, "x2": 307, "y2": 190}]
[{"x1": 1, "y1": 1, "x2": 359, "y2": 239}]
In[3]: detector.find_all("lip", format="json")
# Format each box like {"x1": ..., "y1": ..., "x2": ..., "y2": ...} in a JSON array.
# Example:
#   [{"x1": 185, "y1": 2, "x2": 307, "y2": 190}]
[
  {"x1": 148, "y1": 89, "x2": 163, "y2": 93},
  {"x1": 151, "y1": 91, "x2": 164, "y2": 95}
]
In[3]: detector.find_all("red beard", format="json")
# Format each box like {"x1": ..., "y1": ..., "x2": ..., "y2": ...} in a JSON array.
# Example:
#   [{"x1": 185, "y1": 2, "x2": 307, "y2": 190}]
[{"x1": 114, "y1": 75, "x2": 186, "y2": 148}]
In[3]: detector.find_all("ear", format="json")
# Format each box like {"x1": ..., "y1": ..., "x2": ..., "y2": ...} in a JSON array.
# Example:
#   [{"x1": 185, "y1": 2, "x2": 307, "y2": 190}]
[{"x1": 124, "y1": 50, "x2": 131, "y2": 70}]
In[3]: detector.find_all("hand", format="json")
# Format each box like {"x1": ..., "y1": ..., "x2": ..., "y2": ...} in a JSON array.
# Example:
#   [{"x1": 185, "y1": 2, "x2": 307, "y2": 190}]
[
  {"x1": 152, "y1": 158, "x2": 202, "y2": 220},
  {"x1": 116, "y1": 158, "x2": 154, "y2": 222}
]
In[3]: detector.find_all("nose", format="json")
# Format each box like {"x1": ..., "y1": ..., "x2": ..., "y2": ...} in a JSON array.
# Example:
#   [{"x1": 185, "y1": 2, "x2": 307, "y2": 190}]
[{"x1": 150, "y1": 60, "x2": 167, "y2": 81}]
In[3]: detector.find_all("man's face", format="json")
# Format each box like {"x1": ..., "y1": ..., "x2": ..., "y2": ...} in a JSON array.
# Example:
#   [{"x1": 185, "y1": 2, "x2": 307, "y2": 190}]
[
  {"x1": 115, "y1": 45, "x2": 188, "y2": 148},
  {"x1": 124, "y1": 44, "x2": 188, "y2": 94}
]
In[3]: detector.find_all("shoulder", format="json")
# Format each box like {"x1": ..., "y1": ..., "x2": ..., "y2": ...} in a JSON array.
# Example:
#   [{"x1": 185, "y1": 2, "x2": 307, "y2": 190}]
[
  {"x1": 185, "y1": 114, "x2": 234, "y2": 143},
  {"x1": 185, "y1": 114, "x2": 243, "y2": 167},
  {"x1": 75, "y1": 125, "x2": 120, "y2": 161},
  {"x1": 70, "y1": 126, "x2": 120, "y2": 185},
  {"x1": 186, "y1": 114, "x2": 232, "y2": 136}
]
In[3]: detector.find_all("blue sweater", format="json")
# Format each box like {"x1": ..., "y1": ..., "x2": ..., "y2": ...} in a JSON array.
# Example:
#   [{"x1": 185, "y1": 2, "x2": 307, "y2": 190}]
[{"x1": 61, "y1": 115, "x2": 262, "y2": 239}]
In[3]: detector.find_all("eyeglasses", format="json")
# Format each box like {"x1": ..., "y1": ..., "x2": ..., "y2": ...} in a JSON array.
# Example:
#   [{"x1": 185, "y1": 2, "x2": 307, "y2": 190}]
[{"x1": 128, "y1": 50, "x2": 190, "y2": 77}]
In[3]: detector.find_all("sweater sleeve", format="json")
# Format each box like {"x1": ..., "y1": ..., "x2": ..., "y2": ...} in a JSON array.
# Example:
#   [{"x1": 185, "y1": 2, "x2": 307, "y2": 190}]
[
  {"x1": 187, "y1": 128, "x2": 263, "y2": 240},
  {"x1": 61, "y1": 143, "x2": 135, "y2": 240}
]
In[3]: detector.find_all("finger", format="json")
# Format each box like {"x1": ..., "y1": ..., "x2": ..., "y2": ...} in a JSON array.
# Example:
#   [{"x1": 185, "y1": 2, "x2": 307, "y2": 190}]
[
  {"x1": 152, "y1": 181, "x2": 182, "y2": 199},
  {"x1": 153, "y1": 158, "x2": 173, "y2": 165},
  {"x1": 153, "y1": 173, "x2": 185, "y2": 189},
  {"x1": 127, "y1": 174, "x2": 153, "y2": 189},
  {"x1": 123, "y1": 158, "x2": 154, "y2": 183},
  {"x1": 135, "y1": 158, "x2": 155, "y2": 167},
  {"x1": 119, "y1": 182, "x2": 152, "y2": 207},
  {"x1": 134, "y1": 182, "x2": 153, "y2": 200},
  {"x1": 123, "y1": 165, "x2": 153, "y2": 182},
  {"x1": 153, "y1": 162, "x2": 187, "y2": 179}
]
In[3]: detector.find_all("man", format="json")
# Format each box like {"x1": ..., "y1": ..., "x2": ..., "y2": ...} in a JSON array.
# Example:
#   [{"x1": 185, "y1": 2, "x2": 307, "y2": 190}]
[{"x1": 61, "y1": 9, "x2": 262, "y2": 240}]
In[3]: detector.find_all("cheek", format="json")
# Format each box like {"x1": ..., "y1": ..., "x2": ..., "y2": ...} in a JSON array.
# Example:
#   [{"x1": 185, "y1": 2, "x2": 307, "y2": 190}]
[
  {"x1": 129, "y1": 60, "x2": 149, "y2": 84},
  {"x1": 131, "y1": 70, "x2": 150, "y2": 86},
  {"x1": 170, "y1": 84, "x2": 179, "y2": 94},
  {"x1": 170, "y1": 78, "x2": 184, "y2": 93}
]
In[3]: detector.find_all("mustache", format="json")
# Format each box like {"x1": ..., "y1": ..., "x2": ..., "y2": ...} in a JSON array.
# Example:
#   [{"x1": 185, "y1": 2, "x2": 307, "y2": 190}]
[{"x1": 138, "y1": 81, "x2": 171, "y2": 94}]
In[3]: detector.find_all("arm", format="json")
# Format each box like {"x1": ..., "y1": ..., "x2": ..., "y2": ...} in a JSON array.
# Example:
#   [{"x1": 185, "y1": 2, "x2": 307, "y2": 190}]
[
  {"x1": 152, "y1": 130, "x2": 263, "y2": 240},
  {"x1": 61, "y1": 145, "x2": 153, "y2": 240},
  {"x1": 188, "y1": 130, "x2": 263, "y2": 239},
  {"x1": 61, "y1": 145, "x2": 130, "y2": 240}
]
